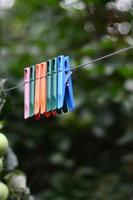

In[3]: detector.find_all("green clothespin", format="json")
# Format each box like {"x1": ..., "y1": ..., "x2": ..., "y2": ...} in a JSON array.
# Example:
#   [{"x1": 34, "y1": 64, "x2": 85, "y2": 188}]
[
  {"x1": 30, "y1": 66, "x2": 36, "y2": 117},
  {"x1": 51, "y1": 58, "x2": 58, "y2": 110},
  {"x1": 46, "y1": 60, "x2": 52, "y2": 112}
]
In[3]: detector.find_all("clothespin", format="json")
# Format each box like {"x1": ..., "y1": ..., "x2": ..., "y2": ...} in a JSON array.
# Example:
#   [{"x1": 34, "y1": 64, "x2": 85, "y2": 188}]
[
  {"x1": 40, "y1": 62, "x2": 47, "y2": 114},
  {"x1": 57, "y1": 55, "x2": 75, "y2": 113},
  {"x1": 24, "y1": 67, "x2": 30, "y2": 119},
  {"x1": 57, "y1": 55, "x2": 65, "y2": 112},
  {"x1": 34, "y1": 64, "x2": 41, "y2": 119},
  {"x1": 45, "y1": 60, "x2": 52, "y2": 118},
  {"x1": 63, "y1": 56, "x2": 75, "y2": 112},
  {"x1": 51, "y1": 57, "x2": 58, "y2": 117},
  {"x1": 30, "y1": 66, "x2": 36, "y2": 117}
]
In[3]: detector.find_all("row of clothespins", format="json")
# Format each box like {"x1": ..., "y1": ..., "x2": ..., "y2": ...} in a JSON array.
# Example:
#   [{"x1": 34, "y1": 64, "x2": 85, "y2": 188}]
[{"x1": 24, "y1": 55, "x2": 75, "y2": 119}]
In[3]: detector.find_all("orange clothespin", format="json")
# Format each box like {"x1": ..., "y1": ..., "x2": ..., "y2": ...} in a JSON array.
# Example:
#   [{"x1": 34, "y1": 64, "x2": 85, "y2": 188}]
[
  {"x1": 34, "y1": 64, "x2": 41, "y2": 118},
  {"x1": 40, "y1": 62, "x2": 47, "y2": 114}
]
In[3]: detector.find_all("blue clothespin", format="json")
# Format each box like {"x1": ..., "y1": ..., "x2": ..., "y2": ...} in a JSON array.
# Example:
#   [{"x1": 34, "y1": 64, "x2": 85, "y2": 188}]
[
  {"x1": 57, "y1": 55, "x2": 65, "y2": 111},
  {"x1": 57, "y1": 55, "x2": 75, "y2": 112},
  {"x1": 64, "y1": 56, "x2": 75, "y2": 112}
]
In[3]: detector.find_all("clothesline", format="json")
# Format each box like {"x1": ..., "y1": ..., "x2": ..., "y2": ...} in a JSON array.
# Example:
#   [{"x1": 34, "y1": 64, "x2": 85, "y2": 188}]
[{"x1": 1, "y1": 46, "x2": 133, "y2": 92}]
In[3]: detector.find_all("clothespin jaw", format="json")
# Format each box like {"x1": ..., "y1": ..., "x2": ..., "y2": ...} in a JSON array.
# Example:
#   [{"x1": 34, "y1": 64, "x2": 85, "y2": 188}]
[
  {"x1": 46, "y1": 60, "x2": 52, "y2": 112},
  {"x1": 30, "y1": 66, "x2": 36, "y2": 117},
  {"x1": 64, "y1": 56, "x2": 75, "y2": 112},
  {"x1": 34, "y1": 64, "x2": 41, "y2": 116},
  {"x1": 51, "y1": 57, "x2": 58, "y2": 110},
  {"x1": 57, "y1": 55, "x2": 65, "y2": 110},
  {"x1": 24, "y1": 67, "x2": 30, "y2": 119},
  {"x1": 40, "y1": 62, "x2": 47, "y2": 114}
]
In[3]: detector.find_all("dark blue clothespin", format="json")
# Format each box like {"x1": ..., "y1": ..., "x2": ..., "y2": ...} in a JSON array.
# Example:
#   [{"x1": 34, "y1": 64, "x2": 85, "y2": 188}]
[
  {"x1": 57, "y1": 55, "x2": 75, "y2": 113},
  {"x1": 63, "y1": 56, "x2": 75, "y2": 112}
]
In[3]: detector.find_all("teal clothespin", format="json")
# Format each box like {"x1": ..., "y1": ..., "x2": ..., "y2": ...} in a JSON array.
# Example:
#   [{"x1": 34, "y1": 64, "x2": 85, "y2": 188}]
[
  {"x1": 30, "y1": 66, "x2": 36, "y2": 117},
  {"x1": 51, "y1": 57, "x2": 58, "y2": 110},
  {"x1": 46, "y1": 60, "x2": 52, "y2": 112}
]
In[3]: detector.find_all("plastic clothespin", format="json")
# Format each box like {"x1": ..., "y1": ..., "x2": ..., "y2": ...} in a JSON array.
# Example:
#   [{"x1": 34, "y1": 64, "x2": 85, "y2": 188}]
[
  {"x1": 57, "y1": 55, "x2": 75, "y2": 113},
  {"x1": 51, "y1": 57, "x2": 58, "y2": 116},
  {"x1": 30, "y1": 66, "x2": 36, "y2": 117},
  {"x1": 40, "y1": 62, "x2": 47, "y2": 114},
  {"x1": 46, "y1": 60, "x2": 52, "y2": 113},
  {"x1": 34, "y1": 64, "x2": 41, "y2": 117},
  {"x1": 63, "y1": 56, "x2": 75, "y2": 112},
  {"x1": 24, "y1": 67, "x2": 30, "y2": 119},
  {"x1": 57, "y1": 55, "x2": 65, "y2": 111}
]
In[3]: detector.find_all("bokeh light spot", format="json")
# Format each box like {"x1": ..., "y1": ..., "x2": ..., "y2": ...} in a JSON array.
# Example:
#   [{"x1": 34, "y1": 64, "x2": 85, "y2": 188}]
[
  {"x1": 0, "y1": 0, "x2": 15, "y2": 9},
  {"x1": 116, "y1": 0, "x2": 132, "y2": 11},
  {"x1": 118, "y1": 22, "x2": 131, "y2": 35}
]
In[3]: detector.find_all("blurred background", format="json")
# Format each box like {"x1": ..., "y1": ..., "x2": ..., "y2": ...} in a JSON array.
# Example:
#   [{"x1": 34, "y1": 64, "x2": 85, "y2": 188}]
[{"x1": 0, "y1": 0, "x2": 133, "y2": 199}]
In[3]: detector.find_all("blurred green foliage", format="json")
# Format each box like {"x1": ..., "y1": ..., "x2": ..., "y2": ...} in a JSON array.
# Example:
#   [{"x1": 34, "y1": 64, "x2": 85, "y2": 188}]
[{"x1": 0, "y1": 0, "x2": 133, "y2": 199}]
